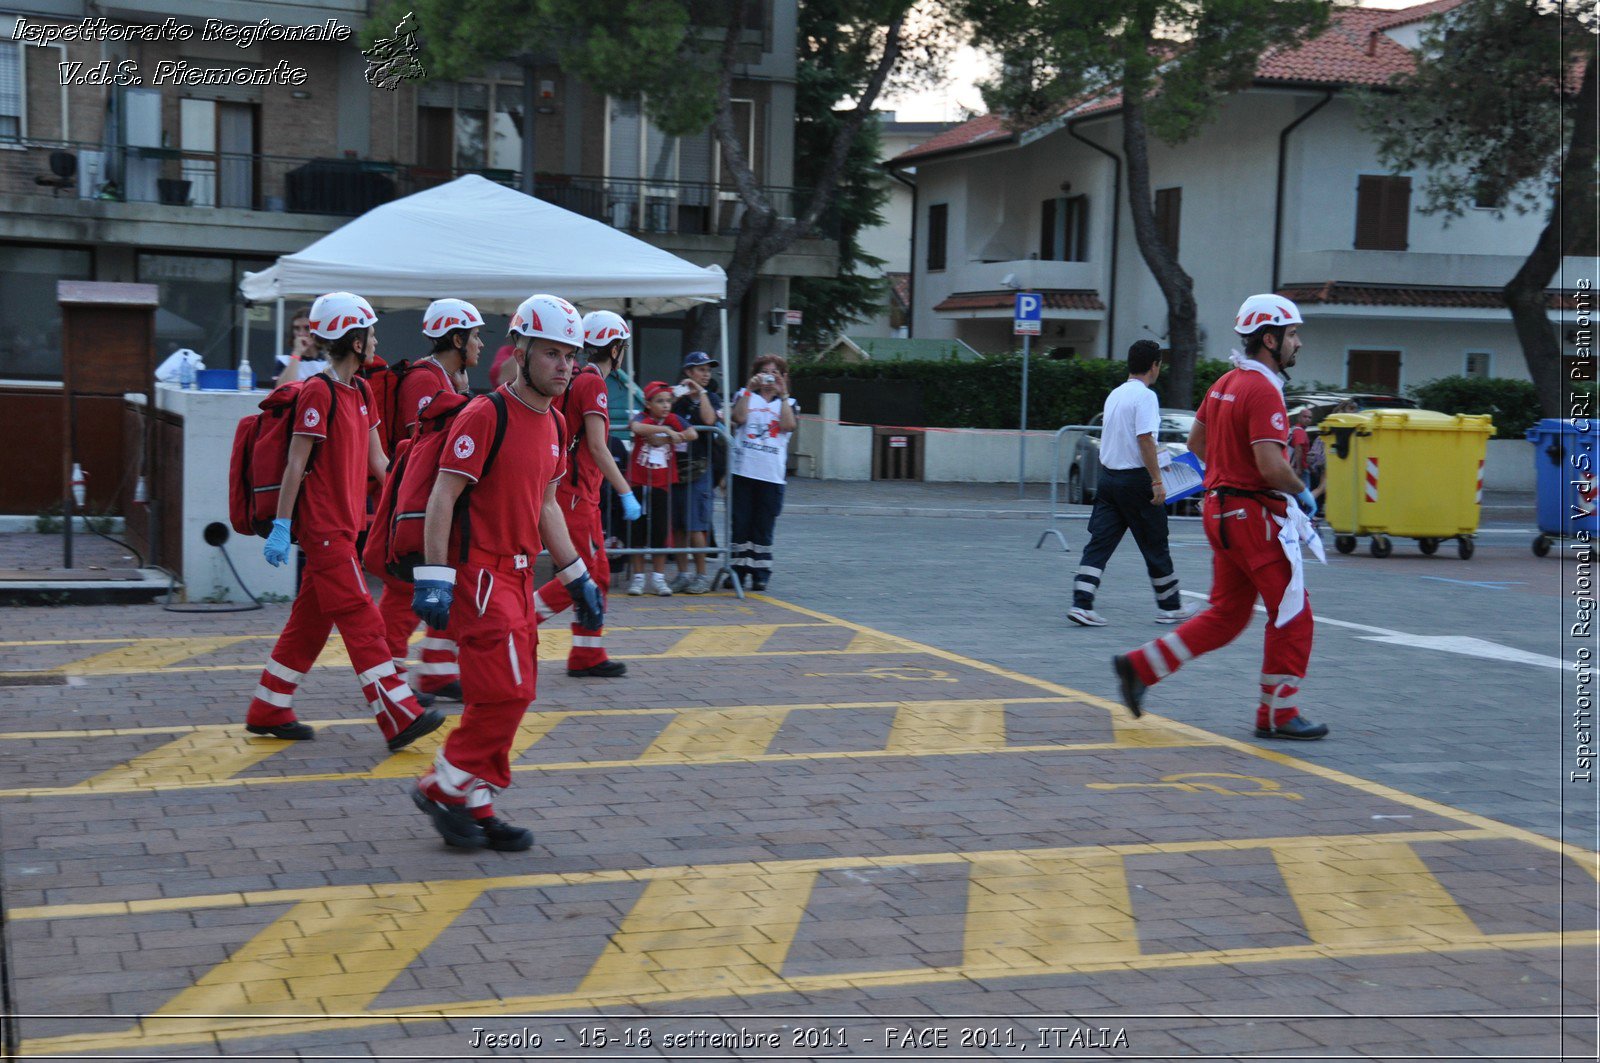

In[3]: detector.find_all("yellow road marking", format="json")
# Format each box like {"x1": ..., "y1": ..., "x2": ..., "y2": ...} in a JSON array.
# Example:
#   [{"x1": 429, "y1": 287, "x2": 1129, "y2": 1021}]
[
  {"x1": 657, "y1": 624, "x2": 784, "y2": 658},
  {"x1": 0, "y1": 623, "x2": 832, "y2": 650},
  {"x1": 1274, "y1": 838, "x2": 1481, "y2": 948},
  {"x1": 144, "y1": 883, "x2": 487, "y2": 1041},
  {"x1": 15, "y1": 829, "x2": 1590, "y2": 1056},
  {"x1": 637, "y1": 707, "x2": 792, "y2": 762},
  {"x1": 885, "y1": 700, "x2": 1005, "y2": 754},
  {"x1": 55, "y1": 636, "x2": 256, "y2": 675},
  {"x1": 759, "y1": 597, "x2": 1600, "y2": 866},
  {"x1": 0, "y1": 829, "x2": 1510, "y2": 922},
  {"x1": 577, "y1": 870, "x2": 816, "y2": 996},
  {"x1": 964, "y1": 851, "x2": 1138, "y2": 969},
  {"x1": 62, "y1": 731, "x2": 295, "y2": 794}
]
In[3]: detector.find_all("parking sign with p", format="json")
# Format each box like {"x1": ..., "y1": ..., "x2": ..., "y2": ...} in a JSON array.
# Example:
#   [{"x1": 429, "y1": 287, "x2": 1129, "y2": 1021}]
[{"x1": 1014, "y1": 292, "x2": 1042, "y2": 336}]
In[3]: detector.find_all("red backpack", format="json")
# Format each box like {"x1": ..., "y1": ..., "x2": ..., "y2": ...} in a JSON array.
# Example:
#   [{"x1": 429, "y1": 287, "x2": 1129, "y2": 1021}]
[
  {"x1": 382, "y1": 389, "x2": 508, "y2": 579},
  {"x1": 227, "y1": 374, "x2": 369, "y2": 539},
  {"x1": 362, "y1": 358, "x2": 425, "y2": 456},
  {"x1": 362, "y1": 433, "x2": 413, "y2": 578}
]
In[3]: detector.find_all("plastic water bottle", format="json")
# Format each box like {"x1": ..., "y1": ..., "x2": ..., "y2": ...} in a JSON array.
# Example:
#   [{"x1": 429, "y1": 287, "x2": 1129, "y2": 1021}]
[
  {"x1": 179, "y1": 354, "x2": 194, "y2": 390},
  {"x1": 237, "y1": 358, "x2": 254, "y2": 392}
]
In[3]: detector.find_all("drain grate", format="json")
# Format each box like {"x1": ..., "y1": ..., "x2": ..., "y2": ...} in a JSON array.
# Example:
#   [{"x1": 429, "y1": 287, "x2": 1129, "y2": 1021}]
[{"x1": 0, "y1": 673, "x2": 67, "y2": 688}]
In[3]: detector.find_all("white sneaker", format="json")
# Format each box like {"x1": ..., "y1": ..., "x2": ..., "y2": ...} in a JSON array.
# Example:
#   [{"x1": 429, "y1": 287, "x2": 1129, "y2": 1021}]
[
  {"x1": 1067, "y1": 606, "x2": 1107, "y2": 627},
  {"x1": 626, "y1": 573, "x2": 646, "y2": 596},
  {"x1": 648, "y1": 571, "x2": 673, "y2": 596},
  {"x1": 1155, "y1": 603, "x2": 1200, "y2": 624},
  {"x1": 685, "y1": 574, "x2": 714, "y2": 594},
  {"x1": 668, "y1": 572, "x2": 692, "y2": 593}
]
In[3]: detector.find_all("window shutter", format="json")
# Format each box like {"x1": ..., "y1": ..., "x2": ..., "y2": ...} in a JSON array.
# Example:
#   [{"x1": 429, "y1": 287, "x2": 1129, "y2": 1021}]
[
  {"x1": 1154, "y1": 187, "x2": 1180, "y2": 258},
  {"x1": 1040, "y1": 198, "x2": 1056, "y2": 261},
  {"x1": 1356, "y1": 175, "x2": 1409, "y2": 251},
  {"x1": 927, "y1": 203, "x2": 948, "y2": 271}
]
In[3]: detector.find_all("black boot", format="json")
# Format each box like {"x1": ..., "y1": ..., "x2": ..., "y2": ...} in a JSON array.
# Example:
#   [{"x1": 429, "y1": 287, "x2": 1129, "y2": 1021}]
[
  {"x1": 478, "y1": 815, "x2": 534, "y2": 852},
  {"x1": 246, "y1": 721, "x2": 315, "y2": 741},
  {"x1": 1111, "y1": 655, "x2": 1146, "y2": 719},
  {"x1": 387, "y1": 707, "x2": 447, "y2": 752},
  {"x1": 417, "y1": 680, "x2": 463, "y2": 707},
  {"x1": 1255, "y1": 715, "x2": 1329, "y2": 741},
  {"x1": 567, "y1": 660, "x2": 627, "y2": 678},
  {"x1": 410, "y1": 786, "x2": 486, "y2": 849}
]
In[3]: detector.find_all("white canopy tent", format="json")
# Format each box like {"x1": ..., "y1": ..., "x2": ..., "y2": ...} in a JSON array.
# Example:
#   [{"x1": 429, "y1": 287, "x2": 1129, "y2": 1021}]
[{"x1": 236, "y1": 174, "x2": 729, "y2": 381}]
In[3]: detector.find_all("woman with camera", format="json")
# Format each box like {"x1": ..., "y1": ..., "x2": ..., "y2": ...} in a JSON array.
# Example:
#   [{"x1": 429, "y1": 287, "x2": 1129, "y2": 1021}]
[{"x1": 728, "y1": 354, "x2": 798, "y2": 591}]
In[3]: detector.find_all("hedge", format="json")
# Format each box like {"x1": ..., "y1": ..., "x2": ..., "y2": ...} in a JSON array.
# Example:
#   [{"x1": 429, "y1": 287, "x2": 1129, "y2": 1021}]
[
  {"x1": 789, "y1": 354, "x2": 1239, "y2": 430},
  {"x1": 1406, "y1": 376, "x2": 1542, "y2": 439}
]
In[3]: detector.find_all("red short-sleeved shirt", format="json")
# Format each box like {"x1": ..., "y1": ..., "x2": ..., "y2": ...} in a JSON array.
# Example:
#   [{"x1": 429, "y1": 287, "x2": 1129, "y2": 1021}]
[
  {"x1": 397, "y1": 357, "x2": 457, "y2": 436},
  {"x1": 292, "y1": 374, "x2": 379, "y2": 542},
  {"x1": 438, "y1": 384, "x2": 567, "y2": 558},
  {"x1": 1196, "y1": 367, "x2": 1290, "y2": 494},
  {"x1": 555, "y1": 364, "x2": 611, "y2": 504},
  {"x1": 628, "y1": 413, "x2": 687, "y2": 490}
]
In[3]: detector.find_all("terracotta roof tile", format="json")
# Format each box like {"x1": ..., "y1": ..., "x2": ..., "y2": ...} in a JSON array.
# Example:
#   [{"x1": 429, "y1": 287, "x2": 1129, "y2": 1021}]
[
  {"x1": 933, "y1": 289, "x2": 1106, "y2": 313},
  {"x1": 1280, "y1": 281, "x2": 1577, "y2": 311},
  {"x1": 890, "y1": 0, "x2": 1471, "y2": 165}
]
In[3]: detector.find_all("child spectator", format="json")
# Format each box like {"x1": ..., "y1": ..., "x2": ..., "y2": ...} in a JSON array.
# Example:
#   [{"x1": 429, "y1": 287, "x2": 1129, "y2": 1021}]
[{"x1": 626, "y1": 381, "x2": 696, "y2": 595}]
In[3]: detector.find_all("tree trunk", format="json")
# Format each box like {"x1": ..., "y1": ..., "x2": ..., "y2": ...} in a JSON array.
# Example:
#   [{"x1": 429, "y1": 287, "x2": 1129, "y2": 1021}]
[
  {"x1": 1121, "y1": 75, "x2": 1200, "y2": 408},
  {"x1": 1504, "y1": 51, "x2": 1596, "y2": 417}
]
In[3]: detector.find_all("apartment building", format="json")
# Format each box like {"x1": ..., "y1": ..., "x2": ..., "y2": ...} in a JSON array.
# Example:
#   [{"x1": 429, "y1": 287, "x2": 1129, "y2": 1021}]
[
  {"x1": 887, "y1": 0, "x2": 1585, "y2": 393},
  {"x1": 0, "y1": 0, "x2": 834, "y2": 393}
]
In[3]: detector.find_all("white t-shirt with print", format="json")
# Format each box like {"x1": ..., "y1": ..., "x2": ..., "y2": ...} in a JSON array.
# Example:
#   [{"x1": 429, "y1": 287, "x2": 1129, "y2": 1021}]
[{"x1": 731, "y1": 390, "x2": 797, "y2": 484}]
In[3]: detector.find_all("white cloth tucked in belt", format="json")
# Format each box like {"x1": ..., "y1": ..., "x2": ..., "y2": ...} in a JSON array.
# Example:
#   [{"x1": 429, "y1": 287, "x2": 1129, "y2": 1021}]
[{"x1": 1271, "y1": 497, "x2": 1325, "y2": 627}]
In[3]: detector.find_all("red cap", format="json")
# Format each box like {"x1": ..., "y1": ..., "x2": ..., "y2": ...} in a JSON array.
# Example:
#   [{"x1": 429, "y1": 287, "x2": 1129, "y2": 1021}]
[
  {"x1": 644, "y1": 380, "x2": 672, "y2": 400},
  {"x1": 490, "y1": 343, "x2": 517, "y2": 379}
]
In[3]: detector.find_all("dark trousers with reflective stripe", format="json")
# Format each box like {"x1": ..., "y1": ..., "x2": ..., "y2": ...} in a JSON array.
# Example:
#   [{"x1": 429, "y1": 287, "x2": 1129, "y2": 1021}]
[{"x1": 1073, "y1": 467, "x2": 1180, "y2": 610}]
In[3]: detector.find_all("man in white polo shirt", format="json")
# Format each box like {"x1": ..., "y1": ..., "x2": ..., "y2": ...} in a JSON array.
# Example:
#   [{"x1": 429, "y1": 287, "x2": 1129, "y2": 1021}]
[{"x1": 1069, "y1": 340, "x2": 1197, "y2": 627}]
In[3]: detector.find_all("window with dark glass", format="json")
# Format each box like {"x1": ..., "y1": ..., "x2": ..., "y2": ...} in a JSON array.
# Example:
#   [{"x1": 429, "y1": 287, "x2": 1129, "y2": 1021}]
[
  {"x1": 1154, "y1": 187, "x2": 1181, "y2": 258},
  {"x1": 927, "y1": 203, "x2": 948, "y2": 271},
  {"x1": 1040, "y1": 195, "x2": 1088, "y2": 262}
]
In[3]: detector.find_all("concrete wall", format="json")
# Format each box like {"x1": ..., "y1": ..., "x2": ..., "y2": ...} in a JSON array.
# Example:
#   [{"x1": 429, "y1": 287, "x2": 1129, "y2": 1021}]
[
  {"x1": 923, "y1": 427, "x2": 1069, "y2": 483},
  {"x1": 792, "y1": 394, "x2": 871, "y2": 480},
  {"x1": 1484, "y1": 438, "x2": 1535, "y2": 492}
]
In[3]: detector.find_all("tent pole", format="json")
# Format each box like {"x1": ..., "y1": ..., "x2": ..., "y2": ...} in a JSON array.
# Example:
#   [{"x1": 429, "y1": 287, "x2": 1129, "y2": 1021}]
[
  {"x1": 719, "y1": 306, "x2": 729, "y2": 373},
  {"x1": 239, "y1": 302, "x2": 250, "y2": 374},
  {"x1": 275, "y1": 298, "x2": 285, "y2": 368},
  {"x1": 624, "y1": 298, "x2": 636, "y2": 423}
]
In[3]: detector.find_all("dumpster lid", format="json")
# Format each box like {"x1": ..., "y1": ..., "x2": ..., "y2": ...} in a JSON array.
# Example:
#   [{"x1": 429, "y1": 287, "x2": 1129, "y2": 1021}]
[
  {"x1": 1320, "y1": 409, "x2": 1494, "y2": 433},
  {"x1": 1528, "y1": 417, "x2": 1597, "y2": 438}
]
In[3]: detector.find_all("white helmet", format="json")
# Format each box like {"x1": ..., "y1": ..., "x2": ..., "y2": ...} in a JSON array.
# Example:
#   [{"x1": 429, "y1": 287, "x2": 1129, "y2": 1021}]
[
  {"x1": 421, "y1": 298, "x2": 485, "y2": 338},
  {"x1": 508, "y1": 293, "x2": 583, "y2": 346},
  {"x1": 1233, "y1": 294, "x2": 1304, "y2": 335},
  {"x1": 582, "y1": 310, "x2": 631, "y2": 348},
  {"x1": 308, "y1": 292, "x2": 377, "y2": 340}
]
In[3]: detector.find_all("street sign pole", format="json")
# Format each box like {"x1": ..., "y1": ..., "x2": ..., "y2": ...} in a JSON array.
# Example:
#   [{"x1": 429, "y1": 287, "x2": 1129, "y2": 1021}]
[
  {"x1": 1013, "y1": 291, "x2": 1043, "y2": 499},
  {"x1": 1019, "y1": 331, "x2": 1031, "y2": 498}
]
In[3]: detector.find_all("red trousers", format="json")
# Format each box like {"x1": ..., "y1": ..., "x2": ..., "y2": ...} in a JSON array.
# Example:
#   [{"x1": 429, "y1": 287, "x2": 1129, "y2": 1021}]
[
  {"x1": 532, "y1": 495, "x2": 611, "y2": 669},
  {"x1": 1123, "y1": 493, "x2": 1314, "y2": 726},
  {"x1": 375, "y1": 572, "x2": 459, "y2": 693},
  {"x1": 246, "y1": 538, "x2": 425, "y2": 741},
  {"x1": 420, "y1": 554, "x2": 539, "y2": 816}
]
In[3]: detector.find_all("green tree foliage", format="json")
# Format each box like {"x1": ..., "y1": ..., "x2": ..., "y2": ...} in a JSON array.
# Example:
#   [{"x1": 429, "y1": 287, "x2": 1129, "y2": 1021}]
[
  {"x1": 1408, "y1": 375, "x2": 1543, "y2": 439},
  {"x1": 1360, "y1": 0, "x2": 1597, "y2": 417},
  {"x1": 370, "y1": 0, "x2": 948, "y2": 359},
  {"x1": 961, "y1": 0, "x2": 1329, "y2": 407}
]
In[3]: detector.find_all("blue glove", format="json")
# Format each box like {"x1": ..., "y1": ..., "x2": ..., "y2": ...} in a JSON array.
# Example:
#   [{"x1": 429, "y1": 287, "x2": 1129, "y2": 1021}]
[
  {"x1": 412, "y1": 566, "x2": 455, "y2": 630},
  {"x1": 263, "y1": 518, "x2": 292, "y2": 567},
  {"x1": 620, "y1": 490, "x2": 643, "y2": 522},
  {"x1": 1294, "y1": 489, "x2": 1318, "y2": 519},
  {"x1": 557, "y1": 558, "x2": 605, "y2": 630}
]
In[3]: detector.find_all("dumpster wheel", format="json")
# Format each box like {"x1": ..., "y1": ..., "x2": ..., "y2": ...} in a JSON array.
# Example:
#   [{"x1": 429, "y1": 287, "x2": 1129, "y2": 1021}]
[
  {"x1": 1457, "y1": 536, "x2": 1475, "y2": 560},
  {"x1": 1370, "y1": 535, "x2": 1393, "y2": 559},
  {"x1": 1335, "y1": 535, "x2": 1357, "y2": 555},
  {"x1": 1419, "y1": 538, "x2": 1439, "y2": 556},
  {"x1": 1533, "y1": 535, "x2": 1552, "y2": 557}
]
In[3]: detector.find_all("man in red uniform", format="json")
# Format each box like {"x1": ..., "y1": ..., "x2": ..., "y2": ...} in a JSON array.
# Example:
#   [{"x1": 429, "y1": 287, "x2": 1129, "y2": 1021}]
[
  {"x1": 532, "y1": 310, "x2": 642, "y2": 677},
  {"x1": 247, "y1": 291, "x2": 444, "y2": 750},
  {"x1": 373, "y1": 298, "x2": 484, "y2": 706},
  {"x1": 409, "y1": 293, "x2": 607, "y2": 851},
  {"x1": 1113, "y1": 294, "x2": 1328, "y2": 741}
]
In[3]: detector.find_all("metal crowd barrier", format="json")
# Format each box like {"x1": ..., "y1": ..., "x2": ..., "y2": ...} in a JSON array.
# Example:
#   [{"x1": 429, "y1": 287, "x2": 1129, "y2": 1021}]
[
  {"x1": 597, "y1": 419, "x2": 743, "y2": 600},
  {"x1": 1036, "y1": 424, "x2": 1095, "y2": 553}
]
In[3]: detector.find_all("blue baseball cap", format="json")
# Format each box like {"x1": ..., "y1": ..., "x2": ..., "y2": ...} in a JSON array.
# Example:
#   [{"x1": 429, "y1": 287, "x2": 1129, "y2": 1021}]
[{"x1": 681, "y1": 351, "x2": 719, "y2": 368}]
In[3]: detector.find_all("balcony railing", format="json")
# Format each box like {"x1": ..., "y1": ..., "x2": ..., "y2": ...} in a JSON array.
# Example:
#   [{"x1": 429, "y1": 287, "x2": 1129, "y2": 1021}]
[{"x1": 4, "y1": 139, "x2": 832, "y2": 238}]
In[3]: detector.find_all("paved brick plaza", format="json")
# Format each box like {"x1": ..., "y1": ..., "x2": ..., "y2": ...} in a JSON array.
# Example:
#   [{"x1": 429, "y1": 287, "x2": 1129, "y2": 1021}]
[{"x1": 0, "y1": 486, "x2": 1594, "y2": 1060}]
